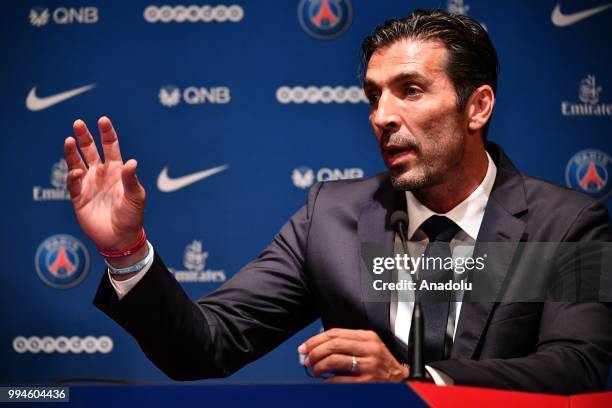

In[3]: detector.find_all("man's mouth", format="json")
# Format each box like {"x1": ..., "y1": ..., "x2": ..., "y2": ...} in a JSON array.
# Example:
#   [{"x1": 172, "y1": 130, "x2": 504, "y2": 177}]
[{"x1": 383, "y1": 144, "x2": 416, "y2": 167}]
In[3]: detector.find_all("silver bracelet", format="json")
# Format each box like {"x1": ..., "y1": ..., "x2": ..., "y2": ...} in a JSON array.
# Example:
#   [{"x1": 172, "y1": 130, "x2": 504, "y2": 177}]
[{"x1": 105, "y1": 241, "x2": 154, "y2": 275}]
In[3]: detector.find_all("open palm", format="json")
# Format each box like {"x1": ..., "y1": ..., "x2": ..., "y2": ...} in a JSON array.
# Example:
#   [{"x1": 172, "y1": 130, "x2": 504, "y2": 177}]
[{"x1": 64, "y1": 117, "x2": 145, "y2": 250}]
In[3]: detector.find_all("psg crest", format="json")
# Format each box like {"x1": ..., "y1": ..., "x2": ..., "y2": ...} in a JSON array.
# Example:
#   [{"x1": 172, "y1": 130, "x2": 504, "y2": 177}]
[
  {"x1": 565, "y1": 149, "x2": 611, "y2": 200},
  {"x1": 35, "y1": 234, "x2": 89, "y2": 289},
  {"x1": 298, "y1": 0, "x2": 353, "y2": 40}
]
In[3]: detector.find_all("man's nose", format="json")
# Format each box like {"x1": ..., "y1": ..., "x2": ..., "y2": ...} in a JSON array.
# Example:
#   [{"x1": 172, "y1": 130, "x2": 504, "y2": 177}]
[{"x1": 372, "y1": 92, "x2": 401, "y2": 133}]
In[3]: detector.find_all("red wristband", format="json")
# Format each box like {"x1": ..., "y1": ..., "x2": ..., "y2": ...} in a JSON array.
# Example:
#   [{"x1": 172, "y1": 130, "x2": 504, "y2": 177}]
[{"x1": 97, "y1": 228, "x2": 147, "y2": 258}]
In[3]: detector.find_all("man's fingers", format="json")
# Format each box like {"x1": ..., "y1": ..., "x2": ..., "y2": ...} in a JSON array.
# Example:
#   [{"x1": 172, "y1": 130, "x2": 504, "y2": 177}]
[
  {"x1": 311, "y1": 354, "x2": 355, "y2": 378},
  {"x1": 98, "y1": 116, "x2": 123, "y2": 162},
  {"x1": 73, "y1": 119, "x2": 101, "y2": 166},
  {"x1": 64, "y1": 137, "x2": 87, "y2": 172},
  {"x1": 66, "y1": 169, "x2": 85, "y2": 199},
  {"x1": 305, "y1": 338, "x2": 368, "y2": 367},
  {"x1": 324, "y1": 375, "x2": 369, "y2": 384},
  {"x1": 121, "y1": 159, "x2": 145, "y2": 202},
  {"x1": 299, "y1": 329, "x2": 374, "y2": 354}
]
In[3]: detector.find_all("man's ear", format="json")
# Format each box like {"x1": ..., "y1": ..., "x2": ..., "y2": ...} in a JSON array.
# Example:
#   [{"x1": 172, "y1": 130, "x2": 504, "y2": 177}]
[{"x1": 466, "y1": 85, "x2": 495, "y2": 133}]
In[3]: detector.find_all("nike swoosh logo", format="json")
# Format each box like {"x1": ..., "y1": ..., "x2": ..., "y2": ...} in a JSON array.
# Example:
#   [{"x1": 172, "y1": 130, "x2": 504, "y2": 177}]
[
  {"x1": 551, "y1": 2, "x2": 612, "y2": 27},
  {"x1": 26, "y1": 84, "x2": 96, "y2": 111},
  {"x1": 157, "y1": 165, "x2": 229, "y2": 193}
]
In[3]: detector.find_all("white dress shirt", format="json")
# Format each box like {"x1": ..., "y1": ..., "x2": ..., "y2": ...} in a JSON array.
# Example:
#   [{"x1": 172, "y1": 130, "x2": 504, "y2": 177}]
[
  {"x1": 391, "y1": 152, "x2": 497, "y2": 384},
  {"x1": 109, "y1": 152, "x2": 497, "y2": 384}
]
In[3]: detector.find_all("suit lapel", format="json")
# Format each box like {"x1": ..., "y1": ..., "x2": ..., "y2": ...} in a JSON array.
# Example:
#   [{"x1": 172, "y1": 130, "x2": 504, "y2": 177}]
[
  {"x1": 451, "y1": 143, "x2": 528, "y2": 359},
  {"x1": 358, "y1": 177, "x2": 405, "y2": 355}
]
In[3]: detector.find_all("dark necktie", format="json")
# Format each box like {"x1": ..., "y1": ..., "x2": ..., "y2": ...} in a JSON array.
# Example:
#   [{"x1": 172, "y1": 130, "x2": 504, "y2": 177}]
[{"x1": 418, "y1": 215, "x2": 460, "y2": 364}]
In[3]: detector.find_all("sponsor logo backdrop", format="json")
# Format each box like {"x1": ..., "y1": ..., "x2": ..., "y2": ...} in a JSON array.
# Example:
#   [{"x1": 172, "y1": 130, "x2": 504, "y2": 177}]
[{"x1": 1, "y1": 0, "x2": 610, "y2": 383}]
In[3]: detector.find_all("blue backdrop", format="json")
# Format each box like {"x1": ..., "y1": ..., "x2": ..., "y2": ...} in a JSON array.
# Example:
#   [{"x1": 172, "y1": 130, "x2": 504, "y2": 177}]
[{"x1": 1, "y1": 0, "x2": 611, "y2": 383}]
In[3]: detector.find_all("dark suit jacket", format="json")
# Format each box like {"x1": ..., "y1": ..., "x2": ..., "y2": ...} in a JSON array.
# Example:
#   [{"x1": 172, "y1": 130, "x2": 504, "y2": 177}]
[{"x1": 94, "y1": 143, "x2": 612, "y2": 394}]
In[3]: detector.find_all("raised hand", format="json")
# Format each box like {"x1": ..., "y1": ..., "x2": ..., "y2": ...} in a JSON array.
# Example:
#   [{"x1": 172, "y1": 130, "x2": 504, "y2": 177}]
[{"x1": 64, "y1": 117, "x2": 146, "y2": 265}]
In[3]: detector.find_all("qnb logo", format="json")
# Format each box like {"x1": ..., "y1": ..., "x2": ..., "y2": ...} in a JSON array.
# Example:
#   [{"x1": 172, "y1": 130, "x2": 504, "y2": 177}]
[
  {"x1": 276, "y1": 86, "x2": 367, "y2": 104},
  {"x1": 562, "y1": 75, "x2": 612, "y2": 116},
  {"x1": 144, "y1": 5, "x2": 243, "y2": 23},
  {"x1": 13, "y1": 336, "x2": 113, "y2": 354},
  {"x1": 298, "y1": 0, "x2": 352, "y2": 40},
  {"x1": 29, "y1": 7, "x2": 50, "y2": 26},
  {"x1": 33, "y1": 159, "x2": 71, "y2": 201},
  {"x1": 159, "y1": 86, "x2": 181, "y2": 107},
  {"x1": 169, "y1": 240, "x2": 227, "y2": 283},
  {"x1": 159, "y1": 86, "x2": 231, "y2": 107},
  {"x1": 292, "y1": 167, "x2": 364, "y2": 189},
  {"x1": 28, "y1": 6, "x2": 99, "y2": 27},
  {"x1": 566, "y1": 149, "x2": 611, "y2": 199}
]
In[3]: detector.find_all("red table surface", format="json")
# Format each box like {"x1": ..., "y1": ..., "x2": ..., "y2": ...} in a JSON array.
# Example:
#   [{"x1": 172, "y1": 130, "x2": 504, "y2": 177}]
[{"x1": 409, "y1": 381, "x2": 612, "y2": 408}]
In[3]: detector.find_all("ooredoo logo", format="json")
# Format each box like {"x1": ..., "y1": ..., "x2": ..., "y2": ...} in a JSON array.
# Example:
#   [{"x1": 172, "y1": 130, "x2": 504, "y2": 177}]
[
  {"x1": 13, "y1": 336, "x2": 113, "y2": 354},
  {"x1": 276, "y1": 86, "x2": 367, "y2": 104},
  {"x1": 144, "y1": 5, "x2": 243, "y2": 23}
]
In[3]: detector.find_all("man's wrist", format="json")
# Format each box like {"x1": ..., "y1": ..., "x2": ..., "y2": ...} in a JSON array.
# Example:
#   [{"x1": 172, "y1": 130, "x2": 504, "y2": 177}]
[
  {"x1": 105, "y1": 244, "x2": 149, "y2": 269},
  {"x1": 110, "y1": 270, "x2": 139, "y2": 281},
  {"x1": 97, "y1": 228, "x2": 147, "y2": 258},
  {"x1": 106, "y1": 241, "x2": 153, "y2": 282}
]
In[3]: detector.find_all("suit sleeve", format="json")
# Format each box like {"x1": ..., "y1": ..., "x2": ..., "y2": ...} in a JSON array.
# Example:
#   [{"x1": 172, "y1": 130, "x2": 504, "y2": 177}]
[
  {"x1": 93, "y1": 183, "x2": 323, "y2": 380},
  {"x1": 429, "y1": 200, "x2": 612, "y2": 394}
]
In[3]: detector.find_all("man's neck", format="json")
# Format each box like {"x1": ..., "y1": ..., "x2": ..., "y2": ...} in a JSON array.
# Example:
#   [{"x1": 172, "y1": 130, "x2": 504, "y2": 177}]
[{"x1": 412, "y1": 147, "x2": 490, "y2": 214}]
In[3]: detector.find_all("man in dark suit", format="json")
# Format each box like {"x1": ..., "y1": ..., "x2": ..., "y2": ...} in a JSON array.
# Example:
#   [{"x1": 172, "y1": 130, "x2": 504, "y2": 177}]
[{"x1": 64, "y1": 10, "x2": 612, "y2": 394}]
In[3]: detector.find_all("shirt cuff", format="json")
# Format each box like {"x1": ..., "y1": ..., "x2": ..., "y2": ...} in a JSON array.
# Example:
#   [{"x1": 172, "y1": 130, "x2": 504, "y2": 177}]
[
  {"x1": 107, "y1": 247, "x2": 155, "y2": 300},
  {"x1": 425, "y1": 365, "x2": 454, "y2": 386}
]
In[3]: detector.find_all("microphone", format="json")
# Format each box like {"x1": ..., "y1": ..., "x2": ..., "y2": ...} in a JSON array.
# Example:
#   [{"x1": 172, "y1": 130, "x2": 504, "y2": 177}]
[{"x1": 390, "y1": 211, "x2": 426, "y2": 381}]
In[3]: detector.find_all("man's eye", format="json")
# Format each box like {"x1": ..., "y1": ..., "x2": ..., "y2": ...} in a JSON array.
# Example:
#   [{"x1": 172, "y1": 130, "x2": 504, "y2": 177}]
[
  {"x1": 367, "y1": 94, "x2": 379, "y2": 104},
  {"x1": 406, "y1": 87, "x2": 420, "y2": 97}
]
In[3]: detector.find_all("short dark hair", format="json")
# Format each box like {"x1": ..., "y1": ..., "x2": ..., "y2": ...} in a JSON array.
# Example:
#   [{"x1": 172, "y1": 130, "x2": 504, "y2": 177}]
[{"x1": 361, "y1": 9, "x2": 499, "y2": 138}]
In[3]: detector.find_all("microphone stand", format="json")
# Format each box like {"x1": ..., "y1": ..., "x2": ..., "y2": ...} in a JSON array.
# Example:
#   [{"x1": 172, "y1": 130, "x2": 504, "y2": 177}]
[{"x1": 396, "y1": 219, "x2": 426, "y2": 381}]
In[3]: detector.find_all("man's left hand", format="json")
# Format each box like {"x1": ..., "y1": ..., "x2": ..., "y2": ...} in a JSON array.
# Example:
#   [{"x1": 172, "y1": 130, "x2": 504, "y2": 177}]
[{"x1": 299, "y1": 328, "x2": 409, "y2": 383}]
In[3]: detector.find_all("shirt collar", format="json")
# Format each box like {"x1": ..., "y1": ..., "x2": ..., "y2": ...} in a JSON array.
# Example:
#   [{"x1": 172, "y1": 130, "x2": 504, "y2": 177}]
[{"x1": 405, "y1": 152, "x2": 497, "y2": 240}]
